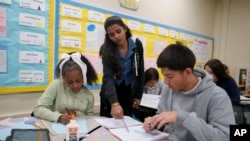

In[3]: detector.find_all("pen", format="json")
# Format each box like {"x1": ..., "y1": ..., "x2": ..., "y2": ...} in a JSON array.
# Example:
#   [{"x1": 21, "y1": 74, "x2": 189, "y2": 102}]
[
  {"x1": 122, "y1": 119, "x2": 129, "y2": 132},
  {"x1": 86, "y1": 125, "x2": 102, "y2": 134},
  {"x1": 65, "y1": 107, "x2": 71, "y2": 115}
]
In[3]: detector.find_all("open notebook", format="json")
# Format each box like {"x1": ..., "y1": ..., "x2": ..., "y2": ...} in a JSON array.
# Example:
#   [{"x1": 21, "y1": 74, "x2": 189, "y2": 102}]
[
  {"x1": 95, "y1": 116, "x2": 169, "y2": 141},
  {"x1": 140, "y1": 93, "x2": 161, "y2": 109}
]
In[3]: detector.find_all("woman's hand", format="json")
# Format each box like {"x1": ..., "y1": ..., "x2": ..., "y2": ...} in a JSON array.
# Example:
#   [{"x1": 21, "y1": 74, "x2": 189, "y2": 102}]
[{"x1": 111, "y1": 102, "x2": 124, "y2": 119}]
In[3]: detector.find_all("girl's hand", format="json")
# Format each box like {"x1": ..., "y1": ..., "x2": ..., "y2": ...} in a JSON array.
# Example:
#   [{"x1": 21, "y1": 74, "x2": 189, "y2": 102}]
[{"x1": 58, "y1": 113, "x2": 71, "y2": 124}]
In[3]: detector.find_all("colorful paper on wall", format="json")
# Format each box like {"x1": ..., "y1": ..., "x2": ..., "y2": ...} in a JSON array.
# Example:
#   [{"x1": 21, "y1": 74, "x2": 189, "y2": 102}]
[{"x1": 0, "y1": 8, "x2": 6, "y2": 36}]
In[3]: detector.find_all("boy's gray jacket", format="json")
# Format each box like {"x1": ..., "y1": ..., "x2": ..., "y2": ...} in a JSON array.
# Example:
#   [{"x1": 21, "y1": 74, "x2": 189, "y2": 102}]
[{"x1": 158, "y1": 68, "x2": 235, "y2": 141}]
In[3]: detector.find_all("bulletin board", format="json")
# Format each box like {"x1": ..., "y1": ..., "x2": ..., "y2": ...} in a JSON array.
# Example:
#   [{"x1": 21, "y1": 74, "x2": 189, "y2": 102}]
[
  {"x1": 0, "y1": 0, "x2": 54, "y2": 93},
  {"x1": 0, "y1": 0, "x2": 214, "y2": 94},
  {"x1": 55, "y1": 0, "x2": 214, "y2": 88}
]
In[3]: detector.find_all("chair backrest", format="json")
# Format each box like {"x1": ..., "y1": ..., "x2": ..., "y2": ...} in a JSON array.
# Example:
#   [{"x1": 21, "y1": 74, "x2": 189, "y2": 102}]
[
  {"x1": 31, "y1": 111, "x2": 35, "y2": 117},
  {"x1": 232, "y1": 101, "x2": 246, "y2": 125}
]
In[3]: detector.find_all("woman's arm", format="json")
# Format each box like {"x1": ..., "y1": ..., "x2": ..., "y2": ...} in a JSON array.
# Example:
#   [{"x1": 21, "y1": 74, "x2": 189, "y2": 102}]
[{"x1": 102, "y1": 64, "x2": 118, "y2": 104}]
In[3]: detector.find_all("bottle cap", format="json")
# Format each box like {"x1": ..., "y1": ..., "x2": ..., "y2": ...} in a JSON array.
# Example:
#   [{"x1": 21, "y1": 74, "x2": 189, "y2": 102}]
[{"x1": 71, "y1": 114, "x2": 75, "y2": 120}]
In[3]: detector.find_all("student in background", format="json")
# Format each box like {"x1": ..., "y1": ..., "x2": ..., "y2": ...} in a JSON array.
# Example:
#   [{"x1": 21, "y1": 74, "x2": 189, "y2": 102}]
[
  {"x1": 204, "y1": 59, "x2": 240, "y2": 101},
  {"x1": 143, "y1": 43, "x2": 235, "y2": 141},
  {"x1": 224, "y1": 64, "x2": 230, "y2": 74},
  {"x1": 99, "y1": 16, "x2": 144, "y2": 119},
  {"x1": 134, "y1": 67, "x2": 165, "y2": 122},
  {"x1": 33, "y1": 52, "x2": 98, "y2": 124}
]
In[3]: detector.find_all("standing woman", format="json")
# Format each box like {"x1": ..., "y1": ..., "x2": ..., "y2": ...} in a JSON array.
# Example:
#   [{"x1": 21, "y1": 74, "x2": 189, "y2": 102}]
[
  {"x1": 100, "y1": 16, "x2": 144, "y2": 119},
  {"x1": 204, "y1": 59, "x2": 240, "y2": 101}
]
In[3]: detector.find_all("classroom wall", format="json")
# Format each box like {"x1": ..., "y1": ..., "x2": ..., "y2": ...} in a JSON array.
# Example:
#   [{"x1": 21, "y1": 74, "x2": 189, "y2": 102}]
[
  {"x1": 214, "y1": 0, "x2": 250, "y2": 79},
  {"x1": 1, "y1": 0, "x2": 249, "y2": 118},
  {"x1": 0, "y1": 89, "x2": 101, "y2": 119}
]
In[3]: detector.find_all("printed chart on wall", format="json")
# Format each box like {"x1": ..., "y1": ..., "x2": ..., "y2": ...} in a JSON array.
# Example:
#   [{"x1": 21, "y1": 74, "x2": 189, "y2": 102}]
[
  {"x1": 55, "y1": 0, "x2": 106, "y2": 88},
  {"x1": 0, "y1": 0, "x2": 54, "y2": 93},
  {"x1": 55, "y1": 0, "x2": 214, "y2": 87}
]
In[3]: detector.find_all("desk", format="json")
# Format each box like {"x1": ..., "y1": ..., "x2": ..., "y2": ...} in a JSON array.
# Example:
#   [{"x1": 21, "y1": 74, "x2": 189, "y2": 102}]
[
  {"x1": 50, "y1": 116, "x2": 119, "y2": 141},
  {"x1": 243, "y1": 93, "x2": 250, "y2": 98},
  {"x1": 0, "y1": 116, "x2": 119, "y2": 141},
  {"x1": 240, "y1": 95, "x2": 250, "y2": 105}
]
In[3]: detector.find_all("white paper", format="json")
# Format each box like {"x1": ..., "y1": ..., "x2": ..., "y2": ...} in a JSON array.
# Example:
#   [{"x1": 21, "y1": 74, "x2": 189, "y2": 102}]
[
  {"x1": 140, "y1": 94, "x2": 161, "y2": 109},
  {"x1": 144, "y1": 24, "x2": 155, "y2": 33},
  {"x1": 0, "y1": 49, "x2": 7, "y2": 73},
  {"x1": 88, "y1": 10, "x2": 105, "y2": 23},
  {"x1": 19, "y1": 13, "x2": 45, "y2": 28},
  {"x1": 61, "y1": 36, "x2": 81, "y2": 48},
  {"x1": 187, "y1": 35, "x2": 194, "y2": 41},
  {"x1": 180, "y1": 33, "x2": 187, "y2": 40},
  {"x1": 85, "y1": 23, "x2": 105, "y2": 52},
  {"x1": 95, "y1": 116, "x2": 142, "y2": 129},
  {"x1": 109, "y1": 125, "x2": 169, "y2": 141},
  {"x1": 0, "y1": 0, "x2": 11, "y2": 4},
  {"x1": 0, "y1": 8, "x2": 6, "y2": 36},
  {"x1": 190, "y1": 40, "x2": 210, "y2": 62},
  {"x1": 19, "y1": 51, "x2": 44, "y2": 64},
  {"x1": 144, "y1": 57, "x2": 157, "y2": 71},
  {"x1": 158, "y1": 27, "x2": 168, "y2": 36},
  {"x1": 19, "y1": 70, "x2": 44, "y2": 82},
  {"x1": 61, "y1": 20, "x2": 81, "y2": 33},
  {"x1": 20, "y1": 31, "x2": 45, "y2": 46},
  {"x1": 153, "y1": 39, "x2": 167, "y2": 55},
  {"x1": 84, "y1": 53, "x2": 103, "y2": 74},
  {"x1": 169, "y1": 30, "x2": 178, "y2": 38},
  {"x1": 62, "y1": 4, "x2": 82, "y2": 19},
  {"x1": 20, "y1": 0, "x2": 45, "y2": 11},
  {"x1": 128, "y1": 20, "x2": 141, "y2": 31},
  {"x1": 0, "y1": 118, "x2": 15, "y2": 127}
]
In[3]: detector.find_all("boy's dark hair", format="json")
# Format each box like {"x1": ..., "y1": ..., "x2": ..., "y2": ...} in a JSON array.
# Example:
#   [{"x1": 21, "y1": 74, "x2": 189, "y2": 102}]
[
  {"x1": 144, "y1": 67, "x2": 159, "y2": 85},
  {"x1": 157, "y1": 42, "x2": 196, "y2": 71}
]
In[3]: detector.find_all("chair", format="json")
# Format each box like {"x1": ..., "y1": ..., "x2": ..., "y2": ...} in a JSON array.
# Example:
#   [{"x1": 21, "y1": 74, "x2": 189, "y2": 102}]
[
  {"x1": 231, "y1": 99, "x2": 250, "y2": 125},
  {"x1": 232, "y1": 101, "x2": 246, "y2": 124},
  {"x1": 31, "y1": 111, "x2": 35, "y2": 117}
]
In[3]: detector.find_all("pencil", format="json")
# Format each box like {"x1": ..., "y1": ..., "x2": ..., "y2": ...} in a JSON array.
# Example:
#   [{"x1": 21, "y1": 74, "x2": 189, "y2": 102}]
[
  {"x1": 65, "y1": 107, "x2": 71, "y2": 115},
  {"x1": 40, "y1": 119, "x2": 57, "y2": 136},
  {"x1": 34, "y1": 122, "x2": 43, "y2": 129},
  {"x1": 122, "y1": 119, "x2": 129, "y2": 132}
]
